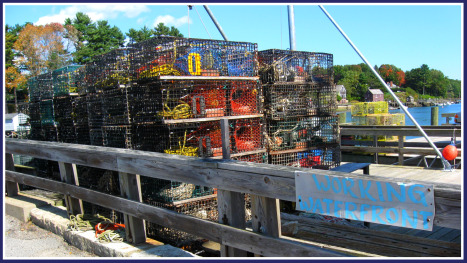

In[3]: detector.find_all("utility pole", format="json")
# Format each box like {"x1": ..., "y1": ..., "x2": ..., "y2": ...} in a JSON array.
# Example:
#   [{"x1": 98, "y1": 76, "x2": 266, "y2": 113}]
[{"x1": 288, "y1": 5, "x2": 296, "y2": 50}]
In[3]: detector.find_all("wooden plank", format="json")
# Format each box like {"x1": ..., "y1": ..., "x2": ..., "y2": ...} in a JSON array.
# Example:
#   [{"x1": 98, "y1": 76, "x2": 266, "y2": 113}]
[
  {"x1": 118, "y1": 172, "x2": 146, "y2": 244},
  {"x1": 5, "y1": 153, "x2": 19, "y2": 196},
  {"x1": 281, "y1": 213, "x2": 460, "y2": 257},
  {"x1": 218, "y1": 118, "x2": 248, "y2": 257},
  {"x1": 330, "y1": 163, "x2": 370, "y2": 174},
  {"x1": 163, "y1": 114, "x2": 263, "y2": 124},
  {"x1": 341, "y1": 146, "x2": 462, "y2": 156},
  {"x1": 5, "y1": 170, "x2": 343, "y2": 257},
  {"x1": 340, "y1": 127, "x2": 461, "y2": 137},
  {"x1": 58, "y1": 162, "x2": 83, "y2": 215}
]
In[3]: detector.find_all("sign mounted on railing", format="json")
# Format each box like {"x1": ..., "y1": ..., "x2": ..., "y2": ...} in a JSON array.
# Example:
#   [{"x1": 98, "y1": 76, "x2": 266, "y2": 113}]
[{"x1": 295, "y1": 172, "x2": 435, "y2": 231}]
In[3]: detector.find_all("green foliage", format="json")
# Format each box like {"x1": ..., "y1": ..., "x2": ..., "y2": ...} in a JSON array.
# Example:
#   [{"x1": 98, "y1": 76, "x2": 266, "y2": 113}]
[
  {"x1": 126, "y1": 26, "x2": 153, "y2": 44},
  {"x1": 5, "y1": 23, "x2": 29, "y2": 69},
  {"x1": 153, "y1": 23, "x2": 184, "y2": 37},
  {"x1": 405, "y1": 64, "x2": 450, "y2": 98},
  {"x1": 65, "y1": 12, "x2": 124, "y2": 63}
]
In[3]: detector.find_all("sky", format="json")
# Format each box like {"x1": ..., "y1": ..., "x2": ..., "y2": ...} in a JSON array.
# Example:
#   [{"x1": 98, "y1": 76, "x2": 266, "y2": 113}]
[{"x1": 3, "y1": 3, "x2": 463, "y2": 80}]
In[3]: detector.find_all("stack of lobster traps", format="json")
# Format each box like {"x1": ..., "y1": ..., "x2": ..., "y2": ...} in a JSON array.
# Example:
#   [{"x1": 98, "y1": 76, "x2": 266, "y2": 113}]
[{"x1": 259, "y1": 49, "x2": 340, "y2": 170}]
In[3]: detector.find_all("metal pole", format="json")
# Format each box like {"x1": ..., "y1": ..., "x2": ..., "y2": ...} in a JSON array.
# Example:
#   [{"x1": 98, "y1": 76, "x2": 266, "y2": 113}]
[
  {"x1": 288, "y1": 5, "x2": 296, "y2": 50},
  {"x1": 203, "y1": 5, "x2": 229, "y2": 41},
  {"x1": 319, "y1": 5, "x2": 451, "y2": 170}
]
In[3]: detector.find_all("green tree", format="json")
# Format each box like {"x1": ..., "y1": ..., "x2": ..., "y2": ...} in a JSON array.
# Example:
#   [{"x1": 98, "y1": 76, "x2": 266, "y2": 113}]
[
  {"x1": 447, "y1": 79, "x2": 461, "y2": 98},
  {"x1": 126, "y1": 26, "x2": 153, "y2": 44},
  {"x1": 153, "y1": 23, "x2": 184, "y2": 37},
  {"x1": 338, "y1": 70, "x2": 360, "y2": 100},
  {"x1": 65, "y1": 12, "x2": 124, "y2": 63}
]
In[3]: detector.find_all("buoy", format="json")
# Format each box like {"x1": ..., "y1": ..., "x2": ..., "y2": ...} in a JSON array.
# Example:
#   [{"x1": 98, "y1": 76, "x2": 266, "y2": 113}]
[{"x1": 442, "y1": 144, "x2": 458, "y2": 161}]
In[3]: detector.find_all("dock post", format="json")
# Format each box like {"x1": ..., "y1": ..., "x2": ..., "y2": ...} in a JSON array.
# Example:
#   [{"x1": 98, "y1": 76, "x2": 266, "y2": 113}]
[
  {"x1": 338, "y1": 112, "x2": 346, "y2": 124},
  {"x1": 431, "y1": 107, "x2": 439, "y2": 126},
  {"x1": 58, "y1": 162, "x2": 84, "y2": 215},
  {"x1": 218, "y1": 119, "x2": 248, "y2": 257},
  {"x1": 118, "y1": 172, "x2": 146, "y2": 244},
  {"x1": 5, "y1": 153, "x2": 19, "y2": 197},
  {"x1": 398, "y1": 136, "x2": 404, "y2": 165}
]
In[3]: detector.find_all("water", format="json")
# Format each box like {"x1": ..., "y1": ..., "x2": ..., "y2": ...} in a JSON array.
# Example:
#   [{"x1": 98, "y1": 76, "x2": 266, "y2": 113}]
[{"x1": 343, "y1": 102, "x2": 462, "y2": 139}]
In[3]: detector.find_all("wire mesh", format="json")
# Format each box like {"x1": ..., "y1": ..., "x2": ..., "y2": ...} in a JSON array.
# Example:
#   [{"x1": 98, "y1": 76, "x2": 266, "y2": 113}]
[
  {"x1": 102, "y1": 125, "x2": 133, "y2": 149},
  {"x1": 37, "y1": 72, "x2": 54, "y2": 101},
  {"x1": 27, "y1": 77, "x2": 40, "y2": 102},
  {"x1": 258, "y1": 49, "x2": 333, "y2": 84},
  {"x1": 52, "y1": 65, "x2": 83, "y2": 97},
  {"x1": 269, "y1": 146, "x2": 340, "y2": 169},
  {"x1": 265, "y1": 116, "x2": 338, "y2": 152},
  {"x1": 86, "y1": 93, "x2": 104, "y2": 129},
  {"x1": 351, "y1": 101, "x2": 389, "y2": 116},
  {"x1": 129, "y1": 36, "x2": 258, "y2": 82},
  {"x1": 39, "y1": 99, "x2": 55, "y2": 125},
  {"x1": 91, "y1": 48, "x2": 133, "y2": 90}
]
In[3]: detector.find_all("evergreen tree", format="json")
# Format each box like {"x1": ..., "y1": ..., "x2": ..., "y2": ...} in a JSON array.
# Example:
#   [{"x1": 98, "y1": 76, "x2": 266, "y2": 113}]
[
  {"x1": 126, "y1": 26, "x2": 153, "y2": 44},
  {"x1": 153, "y1": 23, "x2": 184, "y2": 37}
]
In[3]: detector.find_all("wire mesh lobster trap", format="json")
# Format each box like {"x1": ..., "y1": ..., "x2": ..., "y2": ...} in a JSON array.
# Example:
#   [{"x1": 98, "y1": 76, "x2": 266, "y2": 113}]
[
  {"x1": 52, "y1": 65, "x2": 83, "y2": 97},
  {"x1": 37, "y1": 72, "x2": 54, "y2": 101},
  {"x1": 86, "y1": 93, "x2": 104, "y2": 129},
  {"x1": 53, "y1": 96, "x2": 77, "y2": 143},
  {"x1": 27, "y1": 77, "x2": 40, "y2": 102},
  {"x1": 102, "y1": 125, "x2": 133, "y2": 149},
  {"x1": 39, "y1": 99, "x2": 55, "y2": 125},
  {"x1": 351, "y1": 101, "x2": 389, "y2": 116},
  {"x1": 258, "y1": 49, "x2": 333, "y2": 84},
  {"x1": 265, "y1": 116, "x2": 338, "y2": 152},
  {"x1": 269, "y1": 146, "x2": 340, "y2": 170},
  {"x1": 90, "y1": 48, "x2": 133, "y2": 91},
  {"x1": 155, "y1": 78, "x2": 261, "y2": 120},
  {"x1": 129, "y1": 36, "x2": 258, "y2": 82}
]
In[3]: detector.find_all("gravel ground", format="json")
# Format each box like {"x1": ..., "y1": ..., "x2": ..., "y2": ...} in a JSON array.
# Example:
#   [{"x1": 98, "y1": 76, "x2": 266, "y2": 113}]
[{"x1": 4, "y1": 215, "x2": 97, "y2": 258}]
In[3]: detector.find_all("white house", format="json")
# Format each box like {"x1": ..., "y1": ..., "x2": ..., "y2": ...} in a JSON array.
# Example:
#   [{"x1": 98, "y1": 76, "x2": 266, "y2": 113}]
[{"x1": 5, "y1": 113, "x2": 30, "y2": 132}]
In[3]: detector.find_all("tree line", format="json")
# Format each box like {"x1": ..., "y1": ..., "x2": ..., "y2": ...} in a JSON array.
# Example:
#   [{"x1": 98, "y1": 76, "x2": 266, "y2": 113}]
[
  {"x1": 335, "y1": 63, "x2": 461, "y2": 102},
  {"x1": 5, "y1": 12, "x2": 461, "y2": 110}
]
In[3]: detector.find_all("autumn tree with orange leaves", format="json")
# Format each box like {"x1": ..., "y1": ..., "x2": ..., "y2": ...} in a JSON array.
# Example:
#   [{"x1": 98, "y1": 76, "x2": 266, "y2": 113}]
[{"x1": 13, "y1": 23, "x2": 76, "y2": 77}]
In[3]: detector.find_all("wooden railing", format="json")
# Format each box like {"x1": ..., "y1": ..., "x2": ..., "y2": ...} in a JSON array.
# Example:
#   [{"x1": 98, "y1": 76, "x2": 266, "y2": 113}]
[
  {"x1": 5, "y1": 138, "x2": 462, "y2": 257},
  {"x1": 340, "y1": 125, "x2": 462, "y2": 166}
]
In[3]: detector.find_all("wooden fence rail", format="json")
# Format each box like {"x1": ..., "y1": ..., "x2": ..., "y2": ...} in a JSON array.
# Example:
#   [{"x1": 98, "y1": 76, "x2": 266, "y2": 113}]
[
  {"x1": 4, "y1": 138, "x2": 462, "y2": 257},
  {"x1": 340, "y1": 125, "x2": 462, "y2": 165}
]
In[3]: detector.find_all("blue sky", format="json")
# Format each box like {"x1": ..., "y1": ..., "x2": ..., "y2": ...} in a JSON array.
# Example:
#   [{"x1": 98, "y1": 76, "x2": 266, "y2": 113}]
[{"x1": 3, "y1": 4, "x2": 463, "y2": 80}]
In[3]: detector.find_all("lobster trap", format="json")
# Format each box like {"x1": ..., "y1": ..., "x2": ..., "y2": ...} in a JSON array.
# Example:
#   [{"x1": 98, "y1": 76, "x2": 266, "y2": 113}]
[
  {"x1": 52, "y1": 65, "x2": 83, "y2": 97},
  {"x1": 129, "y1": 36, "x2": 258, "y2": 82},
  {"x1": 131, "y1": 123, "x2": 169, "y2": 152},
  {"x1": 156, "y1": 78, "x2": 261, "y2": 120},
  {"x1": 37, "y1": 72, "x2": 54, "y2": 101},
  {"x1": 163, "y1": 118, "x2": 264, "y2": 158},
  {"x1": 102, "y1": 125, "x2": 133, "y2": 149},
  {"x1": 90, "y1": 48, "x2": 133, "y2": 90},
  {"x1": 53, "y1": 96, "x2": 77, "y2": 143},
  {"x1": 269, "y1": 146, "x2": 340, "y2": 170},
  {"x1": 265, "y1": 116, "x2": 338, "y2": 152},
  {"x1": 86, "y1": 93, "x2": 104, "y2": 129},
  {"x1": 27, "y1": 77, "x2": 40, "y2": 103},
  {"x1": 352, "y1": 113, "x2": 405, "y2": 141},
  {"x1": 351, "y1": 101, "x2": 389, "y2": 116},
  {"x1": 258, "y1": 49, "x2": 333, "y2": 84},
  {"x1": 39, "y1": 99, "x2": 55, "y2": 125}
]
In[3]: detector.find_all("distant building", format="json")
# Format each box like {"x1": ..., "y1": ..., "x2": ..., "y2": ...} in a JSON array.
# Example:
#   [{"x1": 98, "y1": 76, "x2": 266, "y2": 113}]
[
  {"x1": 406, "y1": 96, "x2": 414, "y2": 103},
  {"x1": 5, "y1": 113, "x2": 30, "y2": 133},
  {"x1": 336, "y1": 85, "x2": 347, "y2": 100},
  {"x1": 386, "y1": 81, "x2": 399, "y2": 89},
  {"x1": 365, "y1": 89, "x2": 384, "y2": 102}
]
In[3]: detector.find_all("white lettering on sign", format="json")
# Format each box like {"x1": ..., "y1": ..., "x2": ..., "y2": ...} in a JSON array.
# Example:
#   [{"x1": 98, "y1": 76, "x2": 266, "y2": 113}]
[{"x1": 295, "y1": 172, "x2": 435, "y2": 230}]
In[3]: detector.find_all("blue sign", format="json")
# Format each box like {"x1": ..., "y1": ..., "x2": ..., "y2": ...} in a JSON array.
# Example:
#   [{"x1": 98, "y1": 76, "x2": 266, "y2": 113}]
[{"x1": 295, "y1": 172, "x2": 435, "y2": 230}]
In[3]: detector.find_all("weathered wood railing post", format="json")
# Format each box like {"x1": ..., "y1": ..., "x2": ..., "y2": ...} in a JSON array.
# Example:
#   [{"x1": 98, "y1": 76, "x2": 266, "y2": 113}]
[
  {"x1": 373, "y1": 134, "x2": 378, "y2": 164},
  {"x1": 118, "y1": 172, "x2": 146, "y2": 244},
  {"x1": 218, "y1": 119, "x2": 248, "y2": 257},
  {"x1": 398, "y1": 136, "x2": 404, "y2": 165},
  {"x1": 5, "y1": 153, "x2": 19, "y2": 197},
  {"x1": 58, "y1": 162, "x2": 84, "y2": 215}
]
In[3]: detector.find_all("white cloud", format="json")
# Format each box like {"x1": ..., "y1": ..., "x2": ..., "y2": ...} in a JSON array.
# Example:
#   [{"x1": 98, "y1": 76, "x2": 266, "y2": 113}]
[
  {"x1": 35, "y1": 4, "x2": 150, "y2": 25},
  {"x1": 153, "y1": 15, "x2": 190, "y2": 28}
]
